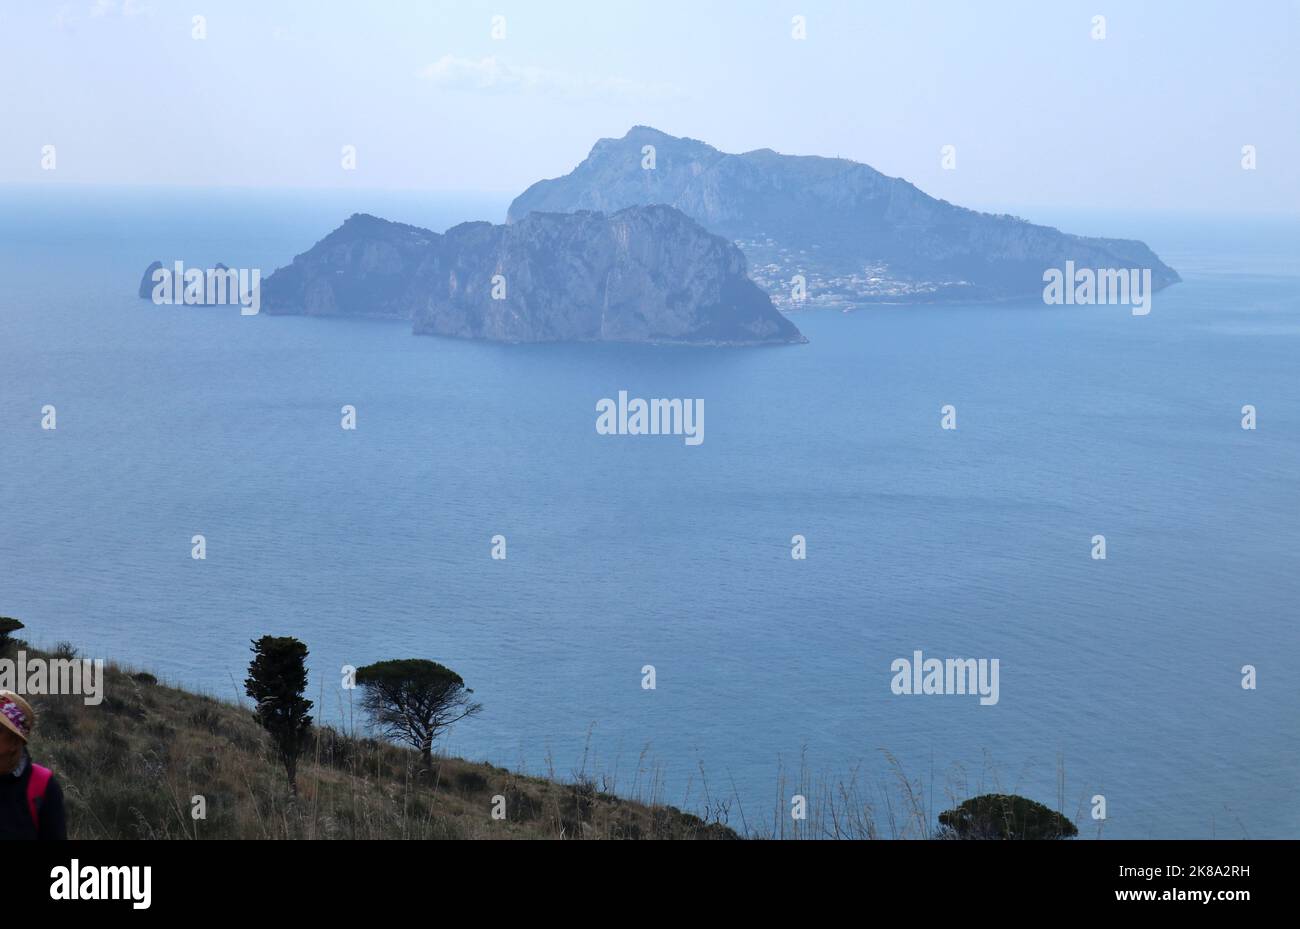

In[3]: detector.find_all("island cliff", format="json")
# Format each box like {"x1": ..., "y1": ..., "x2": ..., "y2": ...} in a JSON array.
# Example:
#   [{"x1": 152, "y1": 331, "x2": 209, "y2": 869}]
[{"x1": 258, "y1": 206, "x2": 804, "y2": 345}]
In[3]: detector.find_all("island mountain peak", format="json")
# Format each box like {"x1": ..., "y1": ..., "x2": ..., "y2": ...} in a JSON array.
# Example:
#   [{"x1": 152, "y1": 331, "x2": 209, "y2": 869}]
[{"x1": 509, "y1": 127, "x2": 1180, "y2": 308}]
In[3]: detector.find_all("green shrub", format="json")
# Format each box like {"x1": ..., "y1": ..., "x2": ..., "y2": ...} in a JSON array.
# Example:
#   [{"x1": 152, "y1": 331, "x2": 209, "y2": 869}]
[
  {"x1": 0, "y1": 616, "x2": 24, "y2": 654},
  {"x1": 937, "y1": 793, "x2": 1079, "y2": 840}
]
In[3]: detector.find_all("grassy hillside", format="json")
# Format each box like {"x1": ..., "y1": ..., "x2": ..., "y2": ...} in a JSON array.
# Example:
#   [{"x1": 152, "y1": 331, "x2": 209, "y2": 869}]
[{"x1": 16, "y1": 644, "x2": 736, "y2": 840}]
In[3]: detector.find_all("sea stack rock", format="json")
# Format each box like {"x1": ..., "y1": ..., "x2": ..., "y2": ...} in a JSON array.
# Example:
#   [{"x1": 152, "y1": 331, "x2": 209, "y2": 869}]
[
  {"x1": 138, "y1": 261, "x2": 163, "y2": 298},
  {"x1": 137, "y1": 262, "x2": 233, "y2": 304}
]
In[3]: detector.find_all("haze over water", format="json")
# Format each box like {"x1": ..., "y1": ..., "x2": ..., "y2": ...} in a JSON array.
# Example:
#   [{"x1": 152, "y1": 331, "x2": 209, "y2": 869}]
[{"x1": 2, "y1": 187, "x2": 1297, "y2": 838}]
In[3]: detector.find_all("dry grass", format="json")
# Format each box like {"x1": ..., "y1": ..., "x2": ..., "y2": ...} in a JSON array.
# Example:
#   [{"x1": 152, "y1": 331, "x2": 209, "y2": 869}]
[{"x1": 18, "y1": 645, "x2": 736, "y2": 840}]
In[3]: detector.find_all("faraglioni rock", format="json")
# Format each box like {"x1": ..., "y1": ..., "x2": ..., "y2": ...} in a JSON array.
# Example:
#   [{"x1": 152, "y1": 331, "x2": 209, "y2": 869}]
[
  {"x1": 137, "y1": 261, "x2": 164, "y2": 298},
  {"x1": 508, "y1": 127, "x2": 1182, "y2": 308},
  {"x1": 260, "y1": 207, "x2": 804, "y2": 345},
  {"x1": 137, "y1": 261, "x2": 233, "y2": 304}
]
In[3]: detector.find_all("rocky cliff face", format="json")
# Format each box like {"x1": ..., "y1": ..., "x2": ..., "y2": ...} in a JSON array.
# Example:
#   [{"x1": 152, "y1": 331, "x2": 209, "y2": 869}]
[
  {"x1": 260, "y1": 207, "x2": 803, "y2": 345},
  {"x1": 258, "y1": 215, "x2": 437, "y2": 319},
  {"x1": 508, "y1": 127, "x2": 1181, "y2": 306}
]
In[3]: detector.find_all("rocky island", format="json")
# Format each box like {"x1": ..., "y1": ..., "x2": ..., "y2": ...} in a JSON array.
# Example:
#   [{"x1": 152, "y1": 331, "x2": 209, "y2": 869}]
[
  {"x1": 257, "y1": 206, "x2": 804, "y2": 346},
  {"x1": 137, "y1": 261, "x2": 236, "y2": 304},
  {"x1": 508, "y1": 127, "x2": 1181, "y2": 309}
]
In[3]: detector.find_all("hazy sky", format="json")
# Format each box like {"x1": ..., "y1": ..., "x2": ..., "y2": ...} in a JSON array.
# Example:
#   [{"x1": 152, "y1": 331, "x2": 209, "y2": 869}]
[{"x1": 2, "y1": 0, "x2": 1296, "y2": 213}]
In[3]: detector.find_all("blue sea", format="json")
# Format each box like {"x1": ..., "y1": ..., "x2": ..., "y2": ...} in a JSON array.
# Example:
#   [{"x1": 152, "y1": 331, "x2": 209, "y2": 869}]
[{"x1": 2, "y1": 186, "x2": 1297, "y2": 838}]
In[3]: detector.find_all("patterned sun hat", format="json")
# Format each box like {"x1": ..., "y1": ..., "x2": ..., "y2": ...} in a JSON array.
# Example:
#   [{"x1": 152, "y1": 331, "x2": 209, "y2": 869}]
[{"x1": 0, "y1": 690, "x2": 34, "y2": 743}]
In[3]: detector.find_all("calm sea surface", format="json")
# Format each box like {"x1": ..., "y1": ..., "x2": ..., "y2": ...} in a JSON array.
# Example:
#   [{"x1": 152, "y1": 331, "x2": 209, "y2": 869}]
[{"x1": 2, "y1": 186, "x2": 1297, "y2": 838}]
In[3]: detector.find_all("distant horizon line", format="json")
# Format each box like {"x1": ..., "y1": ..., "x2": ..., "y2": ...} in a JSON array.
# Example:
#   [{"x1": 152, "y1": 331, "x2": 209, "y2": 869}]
[{"x1": 2, "y1": 181, "x2": 1298, "y2": 221}]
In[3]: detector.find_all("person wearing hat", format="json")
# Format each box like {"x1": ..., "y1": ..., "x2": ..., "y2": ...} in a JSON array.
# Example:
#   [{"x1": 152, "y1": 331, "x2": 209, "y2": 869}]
[{"x1": 0, "y1": 691, "x2": 67, "y2": 840}]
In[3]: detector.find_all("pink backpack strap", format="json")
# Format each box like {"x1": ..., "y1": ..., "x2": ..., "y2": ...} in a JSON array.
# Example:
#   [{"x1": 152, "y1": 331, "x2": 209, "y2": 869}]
[{"x1": 27, "y1": 763, "x2": 52, "y2": 830}]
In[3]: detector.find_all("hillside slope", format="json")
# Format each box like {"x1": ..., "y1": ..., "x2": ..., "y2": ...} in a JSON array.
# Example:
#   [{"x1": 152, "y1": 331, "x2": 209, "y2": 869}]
[{"x1": 17, "y1": 645, "x2": 736, "y2": 840}]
